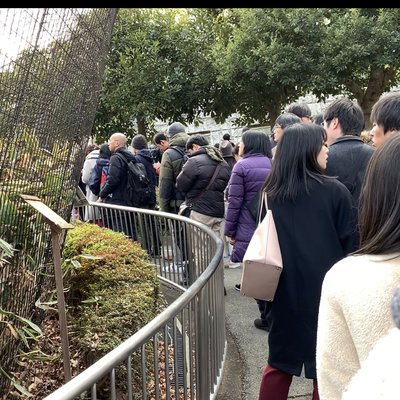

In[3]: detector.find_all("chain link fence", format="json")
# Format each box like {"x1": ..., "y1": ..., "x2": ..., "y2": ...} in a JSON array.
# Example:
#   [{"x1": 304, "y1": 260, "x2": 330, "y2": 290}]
[{"x1": 0, "y1": 8, "x2": 117, "y2": 393}]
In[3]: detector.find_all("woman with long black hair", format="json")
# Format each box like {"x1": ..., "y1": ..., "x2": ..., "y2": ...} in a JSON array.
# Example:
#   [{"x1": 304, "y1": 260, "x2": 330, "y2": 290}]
[{"x1": 258, "y1": 123, "x2": 357, "y2": 400}]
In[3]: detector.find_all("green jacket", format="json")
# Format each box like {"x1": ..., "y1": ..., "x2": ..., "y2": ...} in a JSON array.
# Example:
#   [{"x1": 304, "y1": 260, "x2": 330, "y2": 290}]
[{"x1": 159, "y1": 132, "x2": 190, "y2": 213}]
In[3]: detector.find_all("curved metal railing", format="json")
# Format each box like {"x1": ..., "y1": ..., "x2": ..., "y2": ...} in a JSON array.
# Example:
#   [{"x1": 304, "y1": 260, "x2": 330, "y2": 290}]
[{"x1": 45, "y1": 202, "x2": 226, "y2": 400}]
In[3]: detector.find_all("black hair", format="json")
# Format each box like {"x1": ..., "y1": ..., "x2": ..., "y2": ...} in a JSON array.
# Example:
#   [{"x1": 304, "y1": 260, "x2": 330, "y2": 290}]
[
  {"x1": 99, "y1": 143, "x2": 111, "y2": 159},
  {"x1": 186, "y1": 134, "x2": 209, "y2": 150},
  {"x1": 286, "y1": 102, "x2": 311, "y2": 119},
  {"x1": 323, "y1": 97, "x2": 364, "y2": 136},
  {"x1": 262, "y1": 123, "x2": 328, "y2": 202},
  {"x1": 223, "y1": 133, "x2": 231, "y2": 140},
  {"x1": 370, "y1": 91, "x2": 400, "y2": 134},
  {"x1": 242, "y1": 130, "x2": 272, "y2": 158},
  {"x1": 356, "y1": 135, "x2": 400, "y2": 254},
  {"x1": 275, "y1": 112, "x2": 301, "y2": 129},
  {"x1": 154, "y1": 132, "x2": 168, "y2": 145},
  {"x1": 312, "y1": 113, "x2": 324, "y2": 126}
]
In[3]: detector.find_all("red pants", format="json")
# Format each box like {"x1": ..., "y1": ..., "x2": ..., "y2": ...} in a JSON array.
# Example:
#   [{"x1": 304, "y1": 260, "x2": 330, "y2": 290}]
[{"x1": 258, "y1": 364, "x2": 319, "y2": 400}]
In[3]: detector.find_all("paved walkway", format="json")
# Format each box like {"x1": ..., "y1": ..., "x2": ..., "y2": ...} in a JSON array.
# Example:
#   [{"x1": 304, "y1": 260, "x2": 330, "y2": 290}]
[{"x1": 217, "y1": 263, "x2": 314, "y2": 400}]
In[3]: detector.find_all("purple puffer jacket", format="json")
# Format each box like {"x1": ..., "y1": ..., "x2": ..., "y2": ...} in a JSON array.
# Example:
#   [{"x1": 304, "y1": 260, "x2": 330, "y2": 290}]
[{"x1": 224, "y1": 153, "x2": 272, "y2": 262}]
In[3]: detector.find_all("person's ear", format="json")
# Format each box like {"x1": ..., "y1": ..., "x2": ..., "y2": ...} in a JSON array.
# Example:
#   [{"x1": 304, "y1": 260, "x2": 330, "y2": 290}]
[{"x1": 331, "y1": 117, "x2": 340, "y2": 129}]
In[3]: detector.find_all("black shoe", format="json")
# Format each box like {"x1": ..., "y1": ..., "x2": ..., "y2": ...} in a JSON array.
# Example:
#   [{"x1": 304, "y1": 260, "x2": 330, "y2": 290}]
[
  {"x1": 234, "y1": 283, "x2": 241, "y2": 292},
  {"x1": 254, "y1": 318, "x2": 270, "y2": 332}
]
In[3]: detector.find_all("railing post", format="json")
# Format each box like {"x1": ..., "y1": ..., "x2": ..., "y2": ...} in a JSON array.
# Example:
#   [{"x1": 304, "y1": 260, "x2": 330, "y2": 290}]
[{"x1": 196, "y1": 288, "x2": 210, "y2": 399}]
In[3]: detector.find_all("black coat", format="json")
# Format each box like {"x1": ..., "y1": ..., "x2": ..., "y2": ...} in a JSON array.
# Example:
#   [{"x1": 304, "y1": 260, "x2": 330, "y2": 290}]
[
  {"x1": 267, "y1": 178, "x2": 357, "y2": 379},
  {"x1": 176, "y1": 149, "x2": 231, "y2": 218},
  {"x1": 326, "y1": 136, "x2": 374, "y2": 206},
  {"x1": 99, "y1": 147, "x2": 135, "y2": 205}
]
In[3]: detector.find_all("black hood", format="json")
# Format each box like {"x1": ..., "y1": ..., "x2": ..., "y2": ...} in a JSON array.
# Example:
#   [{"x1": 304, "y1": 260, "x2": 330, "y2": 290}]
[{"x1": 136, "y1": 148, "x2": 154, "y2": 163}]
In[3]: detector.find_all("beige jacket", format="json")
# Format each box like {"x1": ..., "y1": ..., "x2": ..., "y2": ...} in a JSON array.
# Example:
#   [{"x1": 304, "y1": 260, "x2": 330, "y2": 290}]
[
  {"x1": 316, "y1": 253, "x2": 400, "y2": 400},
  {"x1": 342, "y1": 328, "x2": 400, "y2": 400}
]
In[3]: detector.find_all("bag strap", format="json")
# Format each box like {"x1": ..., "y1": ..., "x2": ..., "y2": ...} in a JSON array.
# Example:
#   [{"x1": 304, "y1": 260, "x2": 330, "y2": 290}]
[
  {"x1": 190, "y1": 163, "x2": 222, "y2": 205},
  {"x1": 257, "y1": 191, "x2": 269, "y2": 225}
]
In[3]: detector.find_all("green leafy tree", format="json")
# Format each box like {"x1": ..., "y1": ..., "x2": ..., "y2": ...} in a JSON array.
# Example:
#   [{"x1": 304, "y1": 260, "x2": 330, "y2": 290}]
[
  {"x1": 313, "y1": 8, "x2": 400, "y2": 128},
  {"x1": 93, "y1": 8, "x2": 219, "y2": 143},
  {"x1": 212, "y1": 8, "x2": 400, "y2": 128},
  {"x1": 94, "y1": 8, "x2": 400, "y2": 136},
  {"x1": 210, "y1": 8, "x2": 328, "y2": 126}
]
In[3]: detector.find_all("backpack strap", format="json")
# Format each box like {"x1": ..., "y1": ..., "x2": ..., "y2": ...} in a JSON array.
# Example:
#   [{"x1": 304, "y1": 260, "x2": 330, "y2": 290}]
[
  {"x1": 170, "y1": 145, "x2": 185, "y2": 157},
  {"x1": 114, "y1": 153, "x2": 129, "y2": 166},
  {"x1": 114, "y1": 151, "x2": 140, "y2": 168},
  {"x1": 114, "y1": 151, "x2": 128, "y2": 165}
]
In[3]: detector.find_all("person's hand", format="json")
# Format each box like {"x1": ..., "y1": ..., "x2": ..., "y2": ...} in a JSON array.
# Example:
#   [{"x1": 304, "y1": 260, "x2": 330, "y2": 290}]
[
  {"x1": 228, "y1": 236, "x2": 235, "y2": 245},
  {"x1": 96, "y1": 198, "x2": 103, "y2": 203}
]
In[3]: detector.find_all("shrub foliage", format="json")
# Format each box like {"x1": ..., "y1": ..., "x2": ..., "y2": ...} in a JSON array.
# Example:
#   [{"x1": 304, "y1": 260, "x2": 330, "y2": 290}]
[{"x1": 62, "y1": 222, "x2": 163, "y2": 359}]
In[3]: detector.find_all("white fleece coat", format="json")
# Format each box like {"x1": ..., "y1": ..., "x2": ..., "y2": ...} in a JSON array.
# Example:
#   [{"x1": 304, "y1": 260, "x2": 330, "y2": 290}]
[
  {"x1": 342, "y1": 328, "x2": 400, "y2": 399},
  {"x1": 316, "y1": 253, "x2": 400, "y2": 400},
  {"x1": 82, "y1": 149, "x2": 100, "y2": 221}
]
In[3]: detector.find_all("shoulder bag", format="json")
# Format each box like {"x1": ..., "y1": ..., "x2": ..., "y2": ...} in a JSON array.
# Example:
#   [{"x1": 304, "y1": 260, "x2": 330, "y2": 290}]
[
  {"x1": 240, "y1": 192, "x2": 283, "y2": 301},
  {"x1": 178, "y1": 163, "x2": 222, "y2": 217}
]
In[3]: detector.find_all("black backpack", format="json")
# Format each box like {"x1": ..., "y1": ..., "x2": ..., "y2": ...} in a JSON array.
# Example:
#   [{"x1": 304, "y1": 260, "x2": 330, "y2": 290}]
[{"x1": 115, "y1": 152, "x2": 151, "y2": 207}]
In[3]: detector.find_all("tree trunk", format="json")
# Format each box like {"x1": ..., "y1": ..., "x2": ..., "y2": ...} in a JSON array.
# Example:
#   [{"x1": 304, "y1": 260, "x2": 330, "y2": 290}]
[
  {"x1": 137, "y1": 116, "x2": 146, "y2": 136},
  {"x1": 266, "y1": 102, "x2": 281, "y2": 129},
  {"x1": 346, "y1": 66, "x2": 396, "y2": 131}
]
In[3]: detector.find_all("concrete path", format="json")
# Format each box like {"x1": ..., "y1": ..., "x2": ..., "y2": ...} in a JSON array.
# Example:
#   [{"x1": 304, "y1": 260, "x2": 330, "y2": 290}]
[{"x1": 217, "y1": 264, "x2": 314, "y2": 400}]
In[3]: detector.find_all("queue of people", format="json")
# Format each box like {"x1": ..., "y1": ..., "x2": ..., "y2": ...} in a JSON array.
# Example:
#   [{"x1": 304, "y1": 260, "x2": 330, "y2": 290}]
[{"x1": 78, "y1": 91, "x2": 400, "y2": 400}]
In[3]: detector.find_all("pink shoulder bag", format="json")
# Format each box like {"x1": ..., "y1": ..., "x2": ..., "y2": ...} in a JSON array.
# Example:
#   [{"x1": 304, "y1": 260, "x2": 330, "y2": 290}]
[{"x1": 240, "y1": 192, "x2": 283, "y2": 301}]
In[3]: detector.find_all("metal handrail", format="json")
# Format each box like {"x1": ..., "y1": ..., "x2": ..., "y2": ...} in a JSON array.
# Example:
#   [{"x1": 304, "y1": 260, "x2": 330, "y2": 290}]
[{"x1": 45, "y1": 202, "x2": 226, "y2": 400}]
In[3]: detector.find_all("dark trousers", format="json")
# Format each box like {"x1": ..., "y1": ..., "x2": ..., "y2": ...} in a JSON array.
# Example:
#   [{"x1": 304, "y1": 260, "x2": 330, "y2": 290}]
[
  {"x1": 174, "y1": 219, "x2": 190, "y2": 262},
  {"x1": 103, "y1": 206, "x2": 137, "y2": 240},
  {"x1": 257, "y1": 299, "x2": 273, "y2": 325},
  {"x1": 258, "y1": 364, "x2": 319, "y2": 400},
  {"x1": 139, "y1": 205, "x2": 162, "y2": 256}
]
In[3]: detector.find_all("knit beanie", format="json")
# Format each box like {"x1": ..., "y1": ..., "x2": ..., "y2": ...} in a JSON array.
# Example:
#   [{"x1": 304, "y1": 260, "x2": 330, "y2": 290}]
[
  {"x1": 220, "y1": 140, "x2": 233, "y2": 158},
  {"x1": 132, "y1": 134, "x2": 148, "y2": 150},
  {"x1": 167, "y1": 122, "x2": 186, "y2": 138}
]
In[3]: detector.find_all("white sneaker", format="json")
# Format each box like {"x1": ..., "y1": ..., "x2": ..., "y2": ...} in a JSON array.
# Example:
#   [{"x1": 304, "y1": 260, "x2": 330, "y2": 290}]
[{"x1": 228, "y1": 262, "x2": 241, "y2": 269}]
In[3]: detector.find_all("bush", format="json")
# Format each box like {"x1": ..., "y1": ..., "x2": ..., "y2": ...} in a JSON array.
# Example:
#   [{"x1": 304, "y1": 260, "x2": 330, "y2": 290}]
[{"x1": 62, "y1": 222, "x2": 163, "y2": 360}]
